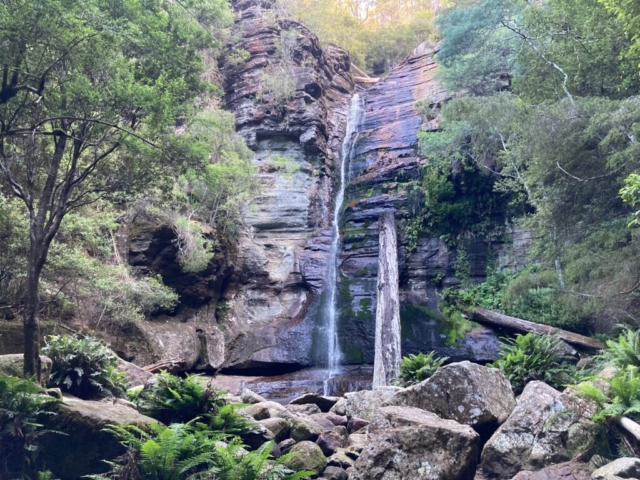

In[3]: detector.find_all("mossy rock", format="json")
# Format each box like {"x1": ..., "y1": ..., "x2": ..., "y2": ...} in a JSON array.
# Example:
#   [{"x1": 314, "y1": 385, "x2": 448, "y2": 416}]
[
  {"x1": 39, "y1": 395, "x2": 156, "y2": 479},
  {"x1": 0, "y1": 354, "x2": 52, "y2": 385},
  {"x1": 282, "y1": 440, "x2": 328, "y2": 475}
]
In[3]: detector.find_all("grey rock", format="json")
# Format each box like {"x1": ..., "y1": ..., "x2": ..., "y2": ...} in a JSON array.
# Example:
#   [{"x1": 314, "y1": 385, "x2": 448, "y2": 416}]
[
  {"x1": 116, "y1": 358, "x2": 152, "y2": 387},
  {"x1": 330, "y1": 397, "x2": 347, "y2": 416},
  {"x1": 289, "y1": 414, "x2": 325, "y2": 442},
  {"x1": 322, "y1": 466, "x2": 348, "y2": 480},
  {"x1": 592, "y1": 457, "x2": 640, "y2": 479},
  {"x1": 347, "y1": 417, "x2": 369, "y2": 433},
  {"x1": 259, "y1": 417, "x2": 290, "y2": 442},
  {"x1": 511, "y1": 461, "x2": 591, "y2": 480},
  {"x1": 344, "y1": 387, "x2": 403, "y2": 421},
  {"x1": 239, "y1": 403, "x2": 270, "y2": 421},
  {"x1": 241, "y1": 388, "x2": 267, "y2": 404},
  {"x1": 386, "y1": 361, "x2": 515, "y2": 429},
  {"x1": 0, "y1": 354, "x2": 52, "y2": 386},
  {"x1": 482, "y1": 382, "x2": 598, "y2": 477},
  {"x1": 288, "y1": 403, "x2": 322, "y2": 416},
  {"x1": 327, "y1": 449, "x2": 355, "y2": 469},
  {"x1": 349, "y1": 405, "x2": 479, "y2": 480}
]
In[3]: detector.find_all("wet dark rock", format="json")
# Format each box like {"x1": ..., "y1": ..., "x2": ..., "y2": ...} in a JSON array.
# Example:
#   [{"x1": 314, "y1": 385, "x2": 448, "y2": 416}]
[{"x1": 290, "y1": 393, "x2": 340, "y2": 412}]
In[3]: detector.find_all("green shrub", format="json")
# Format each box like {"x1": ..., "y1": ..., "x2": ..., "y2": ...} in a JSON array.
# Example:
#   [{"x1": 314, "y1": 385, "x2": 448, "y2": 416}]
[
  {"x1": 43, "y1": 335, "x2": 129, "y2": 399},
  {"x1": 578, "y1": 366, "x2": 640, "y2": 423},
  {"x1": 397, "y1": 352, "x2": 448, "y2": 387},
  {"x1": 490, "y1": 333, "x2": 576, "y2": 394},
  {"x1": 135, "y1": 373, "x2": 226, "y2": 425},
  {"x1": 0, "y1": 375, "x2": 59, "y2": 478}
]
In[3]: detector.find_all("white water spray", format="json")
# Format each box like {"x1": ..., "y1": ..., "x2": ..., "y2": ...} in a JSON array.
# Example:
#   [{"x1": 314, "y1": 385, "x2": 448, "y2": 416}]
[{"x1": 323, "y1": 93, "x2": 365, "y2": 396}]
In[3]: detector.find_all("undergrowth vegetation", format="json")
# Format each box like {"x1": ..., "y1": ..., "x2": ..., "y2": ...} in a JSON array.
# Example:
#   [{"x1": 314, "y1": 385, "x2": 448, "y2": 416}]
[
  {"x1": 397, "y1": 352, "x2": 448, "y2": 387},
  {"x1": 0, "y1": 375, "x2": 58, "y2": 479},
  {"x1": 43, "y1": 335, "x2": 129, "y2": 400},
  {"x1": 490, "y1": 333, "x2": 577, "y2": 394}
]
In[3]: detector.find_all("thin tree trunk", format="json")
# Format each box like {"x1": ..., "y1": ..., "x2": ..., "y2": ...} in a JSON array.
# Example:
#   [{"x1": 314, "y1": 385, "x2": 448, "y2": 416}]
[{"x1": 23, "y1": 248, "x2": 42, "y2": 382}]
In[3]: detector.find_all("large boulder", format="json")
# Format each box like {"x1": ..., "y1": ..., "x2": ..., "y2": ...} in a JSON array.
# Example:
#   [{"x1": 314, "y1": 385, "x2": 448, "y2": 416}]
[
  {"x1": 281, "y1": 441, "x2": 328, "y2": 476},
  {"x1": 482, "y1": 381, "x2": 561, "y2": 478},
  {"x1": 344, "y1": 386, "x2": 403, "y2": 421},
  {"x1": 385, "y1": 361, "x2": 515, "y2": 430},
  {"x1": 350, "y1": 406, "x2": 479, "y2": 480},
  {"x1": 591, "y1": 457, "x2": 640, "y2": 479},
  {"x1": 482, "y1": 382, "x2": 598, "y2": 478},
  {"x1": 0, "y1": 354, "x2": 52, "y2": 385},
  {"x1": 39, "y1": 395, "x2": 156, "y2": 479}
]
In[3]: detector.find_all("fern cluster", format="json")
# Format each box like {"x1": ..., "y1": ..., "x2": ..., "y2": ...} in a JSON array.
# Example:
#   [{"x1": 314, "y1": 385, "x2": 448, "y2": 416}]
[
  {"x1": 43, "y1": 334, "x2": 129, "y2": 399},
  {"x1": 490, "y1": 333, "x2": 576, "y2": 394},
  {"x1": 135, "y1": 373, "x2": 225, "y2": 425},
  {"x1": 599, "y1": 329, "x2": 640, "y2": 369},
  {"x1": 91, "y1": 423, "x2": 312, "y2": 480},
  {"x1": 397, "y1": 352, "x2": 448, "y2": 386}
]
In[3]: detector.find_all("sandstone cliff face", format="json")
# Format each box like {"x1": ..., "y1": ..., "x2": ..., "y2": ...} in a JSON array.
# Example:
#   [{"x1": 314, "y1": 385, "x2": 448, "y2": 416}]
[
  {"x1": 219, "y1": 0, "x2": 354, "y2": 369},
  {"x1": 335, "y1": 43, "x2": 527, "y2": 365}
]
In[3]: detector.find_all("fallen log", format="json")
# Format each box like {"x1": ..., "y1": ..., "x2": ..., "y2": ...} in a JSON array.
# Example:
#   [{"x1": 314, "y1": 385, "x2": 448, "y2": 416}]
[
  {"x1": 618, "y1": 416, "x2": 640, "y2": 442},
  {"x1": 353, "y1": 75, "x2": 380, "y2": 84},
  {"x1": 470, "y1": 308, "x2": 605, "y2": 351}
]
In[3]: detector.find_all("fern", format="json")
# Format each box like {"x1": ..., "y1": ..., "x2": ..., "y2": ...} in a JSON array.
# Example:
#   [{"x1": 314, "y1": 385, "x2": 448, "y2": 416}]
[
  {"x1": 397, "y1": 352, "x2": 448, "y2": 386},
  {"x1": 135, "y1": 373, "x2": 226, "y2": 425},
  {"x1": 490, "y1": 333, "x2": 576, "y2": 394},
  {"x1": 600, "y1": 329, "x2": 640, "y2": 369}
]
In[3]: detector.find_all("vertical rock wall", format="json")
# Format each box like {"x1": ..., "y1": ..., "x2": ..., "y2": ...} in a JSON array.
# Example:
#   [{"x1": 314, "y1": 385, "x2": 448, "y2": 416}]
[{"x1": 220, "y1": 0, "x2": 355, "y2": 369}]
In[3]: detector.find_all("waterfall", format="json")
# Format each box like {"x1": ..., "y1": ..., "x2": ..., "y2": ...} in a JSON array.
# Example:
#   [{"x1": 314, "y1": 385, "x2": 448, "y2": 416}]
[
  {"x1": 372, "y1": 211, "x2": 402, "y2": 388},
  {"x1": 323, "y1": 93, "x2": 365, "y2": 396}
]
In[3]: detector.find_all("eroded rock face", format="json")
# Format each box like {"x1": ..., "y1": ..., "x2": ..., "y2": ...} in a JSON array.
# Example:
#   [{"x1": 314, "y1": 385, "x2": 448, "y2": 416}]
[
  {"x1": 334, "y1": 43, "x2": 509, "y2": 366},
  {"x1": 219, "y1": 0, "x2": 354, "y2": 370},
  {"x1": 350, "y1": 405, "x2": 479, "y2": 480},
  {"x1": 481, "y1": 383, "x2": 598, "y2": 478},
  {"x1": 386, "y1": 361, "x2": 515, "y2": 430}
]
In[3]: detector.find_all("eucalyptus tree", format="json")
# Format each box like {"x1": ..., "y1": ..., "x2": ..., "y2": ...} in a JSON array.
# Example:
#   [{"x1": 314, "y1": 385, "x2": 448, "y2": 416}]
[{"x1": 0, "y1": 0, "x2": 233, "y2": 380}]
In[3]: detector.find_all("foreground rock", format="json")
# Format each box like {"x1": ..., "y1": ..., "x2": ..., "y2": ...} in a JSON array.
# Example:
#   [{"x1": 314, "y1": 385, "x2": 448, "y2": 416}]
[
  {"x1": 511, "y1": 461, "x2": 591, "y2": 480},
  {"x1": 350, "y1": 406, "x2": 479, "y2": 480},
  {"x1": 482, "y1": 383, "x2": 597, "y2": 477},
  {"x1": 386, "y1": 361, "x2": 515, "y2": 430},
  {"x1": 116, "y1": 357, "x2": 152, "y2": 387},
  {"x1": 592, "y1": 457, "x2": 640, "y2": 479},
  {"x1": 281, "y1": 441, "x2": 328, "y2": 476},
  {"x1": 0, "y1": 354, "x2": 52, "y2": 385},
  {"x1": 39, "y1": 395, "x2": 156, "y2": 479}
]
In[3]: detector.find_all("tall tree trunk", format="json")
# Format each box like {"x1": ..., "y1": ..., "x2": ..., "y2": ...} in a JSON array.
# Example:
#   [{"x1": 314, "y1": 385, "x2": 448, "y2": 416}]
[
  {"x1": 373, "y1": 211, "x2": 401, "y2": 388},
  {"x1": 23, "y1": 248, "x2": 42, "y2": 382}
]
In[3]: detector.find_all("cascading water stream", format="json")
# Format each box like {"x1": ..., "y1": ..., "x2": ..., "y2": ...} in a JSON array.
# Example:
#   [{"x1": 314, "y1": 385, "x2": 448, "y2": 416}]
[{"x1": 323, "y1": 93, "x2": 365, "y2": 396}]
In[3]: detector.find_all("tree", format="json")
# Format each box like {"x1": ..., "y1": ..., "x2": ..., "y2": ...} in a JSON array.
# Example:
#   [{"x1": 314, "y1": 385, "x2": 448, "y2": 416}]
[{"x1": 0, "y1": 0, "x2": 233, "y2": 380}]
